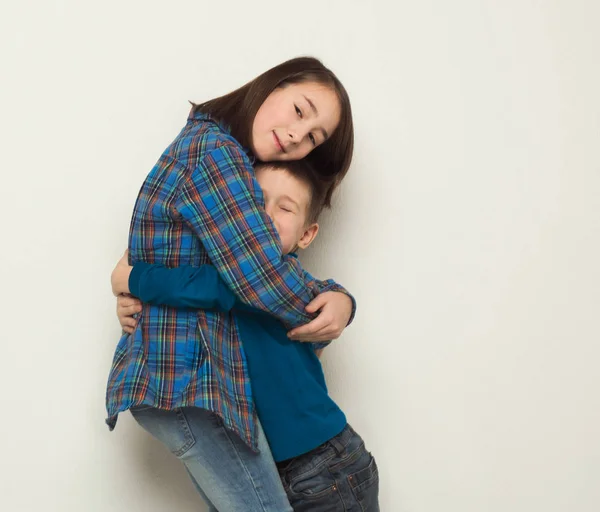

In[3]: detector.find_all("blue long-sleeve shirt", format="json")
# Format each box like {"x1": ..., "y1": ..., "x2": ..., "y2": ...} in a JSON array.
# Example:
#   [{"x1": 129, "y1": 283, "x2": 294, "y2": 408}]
[{"x1": 129, "y1": 261, "x2": 347, "y2": 462}]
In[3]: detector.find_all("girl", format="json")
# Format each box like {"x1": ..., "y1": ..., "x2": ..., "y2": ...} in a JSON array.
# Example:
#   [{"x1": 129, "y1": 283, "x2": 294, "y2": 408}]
[{"x1": 106, "y1": 57, "x2": 355, "y2": 511}]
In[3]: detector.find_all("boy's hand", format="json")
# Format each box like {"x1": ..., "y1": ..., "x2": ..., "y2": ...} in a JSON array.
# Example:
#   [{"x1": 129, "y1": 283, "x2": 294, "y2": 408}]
[
  {"x1": 117, "y1": 294, "x2": 142, "y2": 334},
  {"x1": 287, "y1": 291, "x2": 352, "y2": 342},
  {"x1": 111, "y1": 250, "x2": 133, "y2": 296}
]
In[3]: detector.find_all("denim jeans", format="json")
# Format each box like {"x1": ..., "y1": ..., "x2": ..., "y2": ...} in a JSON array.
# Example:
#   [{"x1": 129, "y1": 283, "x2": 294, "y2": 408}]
[
  {"x1": 130, "y1": 406, "x2": 293, "y2": 512},
  {"x1": 276, "y1": 424, "x2": 379, "y2": 511}
]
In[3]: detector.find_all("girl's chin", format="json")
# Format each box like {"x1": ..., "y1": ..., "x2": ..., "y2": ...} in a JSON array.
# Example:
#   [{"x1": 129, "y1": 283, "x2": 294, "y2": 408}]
[{"x1": 252, "y1": 146, "x2": 272, "y2": 162}]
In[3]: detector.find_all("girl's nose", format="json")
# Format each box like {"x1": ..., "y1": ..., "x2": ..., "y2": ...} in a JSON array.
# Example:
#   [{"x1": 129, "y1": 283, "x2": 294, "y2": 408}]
[{"x1": 288, "y1": 124, "x2": 309, "y2": 143}]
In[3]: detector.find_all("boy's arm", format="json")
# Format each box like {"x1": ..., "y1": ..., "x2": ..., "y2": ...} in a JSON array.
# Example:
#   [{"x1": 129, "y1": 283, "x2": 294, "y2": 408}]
[
  {"x1": 127, "y1": 259, "x2": 357, "y2": 329},
  {"x1": 127, "y1": 261, "x2": 296, "y2": 318},
  {"x1": 128, "y1": 262, "x2": 237, "y2": 312},
  {"x1": 124, "y1": 261, "x2": 346, "y2": 353}
]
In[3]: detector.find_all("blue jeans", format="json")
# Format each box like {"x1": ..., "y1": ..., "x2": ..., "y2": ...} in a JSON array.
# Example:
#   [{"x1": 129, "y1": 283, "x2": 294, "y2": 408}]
[
  {"x1": 130, "y1": 406, "x2": 293, "y2": 512},
  {"x1": 276, "y1": 424, "x2": 379, "y2": 511}
]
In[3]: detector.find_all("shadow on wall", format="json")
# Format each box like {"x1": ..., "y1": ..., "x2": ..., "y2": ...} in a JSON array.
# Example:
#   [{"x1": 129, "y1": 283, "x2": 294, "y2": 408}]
[{"x1": 128, "y1": 426, "x2": 209, "y2": 512}]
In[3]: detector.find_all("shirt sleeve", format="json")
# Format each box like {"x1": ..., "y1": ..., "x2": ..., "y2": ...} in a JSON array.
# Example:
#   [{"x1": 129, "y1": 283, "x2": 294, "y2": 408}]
[
  {"x1": 298, "y1": 266, "x2": 357, "y2": 352},
  {"x1": 129, "y1": 262, "x2": 237, "y2": 312},
  {"x1": 174, "y1": 143, "x2": 355, "y2": 328},
  {"x1": 129, "y1": 261, "x2": 356, "y2": 323},
  {"x1": 129, "y1": 261, "x2": 348, "y2": 353}
]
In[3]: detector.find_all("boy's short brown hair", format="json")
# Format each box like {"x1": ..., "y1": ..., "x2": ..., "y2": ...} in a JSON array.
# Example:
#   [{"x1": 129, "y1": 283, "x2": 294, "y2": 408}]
[{"x1": 256, "y1": 160, "x2": 332, "y2": 225}]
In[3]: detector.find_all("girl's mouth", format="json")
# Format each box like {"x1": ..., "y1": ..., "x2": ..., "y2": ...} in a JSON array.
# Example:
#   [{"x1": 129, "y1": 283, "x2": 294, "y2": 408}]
[{"x1": 273, "y1": 131, "x2": 285, "y2": 153}]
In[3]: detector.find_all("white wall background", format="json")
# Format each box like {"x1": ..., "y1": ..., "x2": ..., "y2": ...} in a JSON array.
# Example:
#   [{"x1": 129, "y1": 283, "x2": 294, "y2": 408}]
[{"x1": 1, "y1": 1, "x2": 598, "y2": 511}]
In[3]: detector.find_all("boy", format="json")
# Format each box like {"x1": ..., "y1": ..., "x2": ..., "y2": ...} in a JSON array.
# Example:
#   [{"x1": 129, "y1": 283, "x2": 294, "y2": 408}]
[{"x1": 112, "y1": 161, "x2": 379, "y2": 510}]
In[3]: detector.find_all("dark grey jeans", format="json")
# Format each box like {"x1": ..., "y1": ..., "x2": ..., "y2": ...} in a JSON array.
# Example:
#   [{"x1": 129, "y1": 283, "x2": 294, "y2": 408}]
[{"x1": 277, "y1": 424, "x2": 380, "y2": 511}]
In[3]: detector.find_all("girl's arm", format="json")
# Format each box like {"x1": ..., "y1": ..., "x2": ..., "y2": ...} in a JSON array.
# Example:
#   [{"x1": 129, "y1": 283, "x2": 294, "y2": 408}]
[{"x1": 174, "y1": 143, "x2": 355, "y2": 329}]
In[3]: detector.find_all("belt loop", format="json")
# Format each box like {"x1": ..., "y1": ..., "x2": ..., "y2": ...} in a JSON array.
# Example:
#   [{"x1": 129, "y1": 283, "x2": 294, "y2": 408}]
[{"x1": 329, "y1": 435, "x2": 345, "y2": 455}]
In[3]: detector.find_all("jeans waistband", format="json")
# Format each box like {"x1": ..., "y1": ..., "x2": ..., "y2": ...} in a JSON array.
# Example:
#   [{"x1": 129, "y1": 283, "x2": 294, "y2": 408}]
[
  {"x1": 276, "y1": 423, "x2": 354, "y2": 469},
  {"x1": 327, "y1": 423, "x2": 355, "y2": 455}
]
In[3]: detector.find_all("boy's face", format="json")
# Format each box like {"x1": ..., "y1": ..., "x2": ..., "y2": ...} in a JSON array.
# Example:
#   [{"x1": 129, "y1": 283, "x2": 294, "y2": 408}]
[{"x1": 255, "y1": 167, "x2": 319, "y2": 254}]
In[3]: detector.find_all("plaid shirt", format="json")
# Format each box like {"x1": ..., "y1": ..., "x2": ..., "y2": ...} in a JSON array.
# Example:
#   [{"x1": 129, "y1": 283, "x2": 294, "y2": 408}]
[{"x1": 106, "y1": 110, "x2": 353, "y2": 450}]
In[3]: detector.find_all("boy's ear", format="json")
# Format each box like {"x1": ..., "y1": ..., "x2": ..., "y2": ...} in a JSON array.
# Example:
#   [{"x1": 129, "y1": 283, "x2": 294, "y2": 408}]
[{"x1": 297, "y1": 223, "x2": 319, "y2": 250}]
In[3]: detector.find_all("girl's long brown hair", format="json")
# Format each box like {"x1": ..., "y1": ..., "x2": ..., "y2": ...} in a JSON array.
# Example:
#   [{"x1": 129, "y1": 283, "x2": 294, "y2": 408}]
[{"x1": 192, "y1": 57, "x2": 354, "y2": 206}]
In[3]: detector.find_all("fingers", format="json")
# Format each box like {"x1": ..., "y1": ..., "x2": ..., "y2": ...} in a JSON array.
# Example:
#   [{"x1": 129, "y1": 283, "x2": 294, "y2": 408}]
[
  {"x1": 116, "y1": 294, "x2": 141, "y2": 332},
  {"x1": 113, "y1": 260, "x2": 137, "y2": 334},
  {"x1": 119, "y1": 304, "x2": 142, "y2": 316},
  {"x1": 305, "y1": 293, "x2": 327, "y2": 314},
  {"x1": 119, "y1": 315, "x2": 138, "y2": 329},
  {"x1": 289, "y1": 326, "x2": 342, "y2": 342},
  {"x1": 288, "y1": 322, "x2": 331, "y2": 340},
  {"x1": 295, "y1": 336, "x2": 332, "y2": 342},
  {"x1": 288, "y1": 315, "x2": 329, "y2": 338},
  {"x1": 117, "y1": 306, "x2": 139, "y2": 331},
  {"x1": 117, "y1": 301, "x2": 141, "y2": 314},
  {"x1": 297, "y1": 292, "x2": 350, "y2": 339},
  {"x1": 288, "y1": 316, "x2": 342, "y2": 341},
  {"x1": 290, "y1": 328, "x2": 336, "y2": 342},
  {"x1": 117, "y1": 295, "x2": 142, "y2": 308}
]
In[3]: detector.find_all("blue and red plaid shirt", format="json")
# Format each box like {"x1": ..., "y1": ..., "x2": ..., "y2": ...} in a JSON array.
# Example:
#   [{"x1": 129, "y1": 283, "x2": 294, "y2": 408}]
[{"x1": 105, "y1": 110, "x2": 354, "y2": 450}]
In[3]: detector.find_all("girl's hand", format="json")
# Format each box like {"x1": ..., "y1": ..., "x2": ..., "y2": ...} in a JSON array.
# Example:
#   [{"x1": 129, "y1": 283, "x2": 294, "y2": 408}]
[
  {"x1": 287, "y1": 291, "x2": 353, "y2": 342},
  {"x1": 117, "y1": 294, "x2": 142, "y2": 334},
  {"x1": 111, "y1": 250, "x2": 133, "y2": 296}
]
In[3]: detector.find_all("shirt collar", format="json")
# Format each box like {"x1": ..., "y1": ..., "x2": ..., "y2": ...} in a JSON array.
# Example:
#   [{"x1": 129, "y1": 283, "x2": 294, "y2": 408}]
[{"x1": 188, "y1": 108, "x2": 255, "y2": 164}]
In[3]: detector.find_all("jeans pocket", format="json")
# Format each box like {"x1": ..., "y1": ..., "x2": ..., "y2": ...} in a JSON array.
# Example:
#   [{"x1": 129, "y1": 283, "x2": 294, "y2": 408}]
[
  {"x1": 130, "y1": 407, "x2": 196, "y2": 458},
  {"x1": 349, "y1": 454, "x2": 379, "y2": 511},
  {"x1": 287, "y1": 466, "x2": 344, "y2": 511}
]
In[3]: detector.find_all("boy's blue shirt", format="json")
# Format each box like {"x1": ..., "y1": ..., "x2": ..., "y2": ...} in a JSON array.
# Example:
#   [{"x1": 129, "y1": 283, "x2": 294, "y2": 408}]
[{"x1": 129, "y1": 260, "x2": 347, "y2": 462}]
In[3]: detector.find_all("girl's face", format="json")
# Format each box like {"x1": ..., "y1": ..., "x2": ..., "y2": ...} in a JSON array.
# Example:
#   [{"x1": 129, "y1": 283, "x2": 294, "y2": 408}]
[{"x1": 251, "y1": 81, "x2": 341, "y2": 162}]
